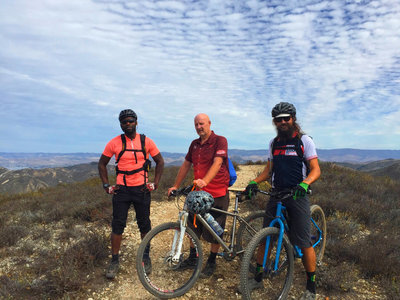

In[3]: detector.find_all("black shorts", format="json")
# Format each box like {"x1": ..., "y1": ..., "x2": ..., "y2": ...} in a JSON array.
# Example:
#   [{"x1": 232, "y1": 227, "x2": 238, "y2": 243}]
[
  {"x1": 188, "y1": 193, "x2": 230, "y2": 244},
  {"x1": 263, "y1": 194, "x2": 312, "y2": 248},
  {"x1": 111, "y1": 185, "x2": 151, "y2": 235}
]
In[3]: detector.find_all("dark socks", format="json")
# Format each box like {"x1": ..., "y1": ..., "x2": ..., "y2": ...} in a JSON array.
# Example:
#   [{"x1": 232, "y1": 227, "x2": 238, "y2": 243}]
[
  {"x1": 306, "y1": 271, "x2": 316, "y2": 293},
  {"x1": 111, "y1": 254, "x2": 119, "y2": 263},
  {"x1": 189, "y1": 247, "x2": 197, "y2": 259},
  {"x1": 255, "y1": 263, "x2": 263, "y2": 282},
  {"x1": 207, "y1": 252, "x2": 217, "y2": 264}
]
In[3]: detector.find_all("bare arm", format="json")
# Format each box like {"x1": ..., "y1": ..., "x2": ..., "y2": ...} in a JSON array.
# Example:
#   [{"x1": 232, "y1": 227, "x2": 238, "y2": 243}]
[
  {"x1": 168, "y1": 159, "x2": 192, "y2": 195},
  {"x1": 98, "y1": 154, "x2": 112, "y2": 185},
  {"x1": 302, "y1": 158, "x2": 320, "y2": 185},
  {"x1": 252, "y1": 160, "x2": 273, "y2": 184},
  {"x1": 152, "y1": 153, "x2": 164, "y2": 189}
]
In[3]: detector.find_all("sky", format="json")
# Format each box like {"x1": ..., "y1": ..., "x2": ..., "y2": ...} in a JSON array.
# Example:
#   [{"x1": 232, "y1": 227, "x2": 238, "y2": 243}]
[{"x1": 1, "y1": 0, "x2": 400, "y2": 153}]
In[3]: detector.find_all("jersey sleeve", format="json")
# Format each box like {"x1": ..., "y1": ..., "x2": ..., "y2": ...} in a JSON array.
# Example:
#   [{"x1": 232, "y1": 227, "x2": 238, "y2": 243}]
[
  {"x1": 102, "y1": 138, "x2": 117, "y2": 158},
  {"x1": 145, "y1": 136, "x2": 160, "y2": 158},
  {"x1": 185, "y1": 141, "x2": 195, "y2": 163},
  {"x1": 301, "y1": 135, "x2": 318, "y2": 160},
  {"x1": 215, "y1": 136, "x2": 228, "y2": 158},
  {"x1": 268, "y1": 138, "x2": 274, "y2": 160}
]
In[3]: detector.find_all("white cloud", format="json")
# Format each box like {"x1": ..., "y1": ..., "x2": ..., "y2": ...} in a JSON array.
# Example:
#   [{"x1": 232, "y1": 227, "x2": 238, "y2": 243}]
[{"x1": 0, "y1": 0, "x2": 399, "y2": 152}]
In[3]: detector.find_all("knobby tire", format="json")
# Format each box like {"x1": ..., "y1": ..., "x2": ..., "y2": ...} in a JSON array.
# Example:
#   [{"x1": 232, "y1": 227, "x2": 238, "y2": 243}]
[
  {"x1": 136, "y1": 222, "x2": 203, "y2": 299},
  {"x1": 310, "y1": 204, "x2": 326, "y2": 265},
  {"x1": 240, "y1": 227, "x2": 294, "y2": 300},
  {"x1": 236, "y1": 211, "x2": 267, "y2": 255}
]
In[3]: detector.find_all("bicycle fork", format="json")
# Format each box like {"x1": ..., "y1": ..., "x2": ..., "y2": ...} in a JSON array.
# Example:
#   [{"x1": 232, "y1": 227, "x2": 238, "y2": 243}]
[
  {"x1": 264, "y1": 202, "x2": 285, "y2": 273},
  {"x1": 170, "y1": 211, "x2": 189, "y2": 264}
]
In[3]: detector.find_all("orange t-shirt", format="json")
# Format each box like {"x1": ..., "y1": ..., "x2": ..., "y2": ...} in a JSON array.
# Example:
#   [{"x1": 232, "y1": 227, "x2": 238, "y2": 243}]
[{"x1": 102, "y1": 133, "x2": 160, "y2": 186}]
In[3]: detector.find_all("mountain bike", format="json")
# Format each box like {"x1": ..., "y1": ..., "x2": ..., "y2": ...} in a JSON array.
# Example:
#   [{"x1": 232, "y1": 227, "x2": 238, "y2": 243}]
[
  {"x1": 239, "y1": 189, "x2": 326, "y2": 300},
  {"x1": 136, "y1": 185, "x2": 268, "y2": 299}
]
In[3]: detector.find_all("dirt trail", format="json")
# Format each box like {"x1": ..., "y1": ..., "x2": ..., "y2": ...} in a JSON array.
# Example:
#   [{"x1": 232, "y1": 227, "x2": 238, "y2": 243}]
[
  {"x1": 85, "y1": 165, "x2": 262, "y2": 300},
  {"x1": 88, "y1": 165, "x2": 385, "y2": 300}
]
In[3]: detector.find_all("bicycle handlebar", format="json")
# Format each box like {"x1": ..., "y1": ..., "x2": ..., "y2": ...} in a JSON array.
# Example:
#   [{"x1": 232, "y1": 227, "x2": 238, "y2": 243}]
[
  {"x1": 256, "y1": 188, "x2": 293, "y2": 199},
  {"x1": 256, "y1": 187, "x2": 311, "y2": 198},
  {"x1": 169, "y1": 185, "x2": 194, "y2": 197}
]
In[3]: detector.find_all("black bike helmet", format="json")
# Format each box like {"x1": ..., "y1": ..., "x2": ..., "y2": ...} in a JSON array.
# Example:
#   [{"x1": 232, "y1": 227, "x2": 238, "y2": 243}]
[
  {"x1": 119, "y1": 109, "x2": 137, "y2": 121},
  {"x1": 271, "y1": 102, "x2": 296, "y2": 118},
  {"x1": 186, "y1": 191, "x2": 214, "y2": 215}
]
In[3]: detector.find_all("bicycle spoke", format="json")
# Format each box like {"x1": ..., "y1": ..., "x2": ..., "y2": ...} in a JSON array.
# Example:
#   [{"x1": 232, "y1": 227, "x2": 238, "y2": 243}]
[
  {"x1": 240, "y1": 227, "x2": 294, "y2": 300},
  {"x1": 137, "y1": 222, "x2": 203, "y2": 298},
  {"x1": 236, "y1": 211, "x2": 267, "y2": 256}
]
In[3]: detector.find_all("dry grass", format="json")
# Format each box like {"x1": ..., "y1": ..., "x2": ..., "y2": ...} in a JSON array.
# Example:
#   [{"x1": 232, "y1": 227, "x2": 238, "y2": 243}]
[
  {"x1": 0, "y1": 177, "x2": 111, "y2": 299},
  {"x1": 0, "y1": 163, "x2": 399, "y2": 299},
  {"x1": 312, "y1": 162, "x2": 400, "y2": 299}
]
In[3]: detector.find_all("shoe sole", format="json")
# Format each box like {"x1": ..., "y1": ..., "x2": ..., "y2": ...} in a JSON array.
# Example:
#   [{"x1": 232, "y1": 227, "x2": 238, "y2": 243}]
[
  {"x1": 106, "y1": 264, "x2": 119, "y2": 279},
  {"x1": 200, "y1": 272, "x2": 213, "y2": 278},
  {"x1": 144, "y1": 265, "x2": 152, "y2": 274},
  {"x1": 199, "y1": 264, "x2": 216, "y2": 278}
]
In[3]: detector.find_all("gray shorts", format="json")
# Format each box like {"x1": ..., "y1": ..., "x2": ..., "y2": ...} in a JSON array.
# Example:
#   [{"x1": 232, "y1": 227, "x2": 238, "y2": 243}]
[
  {"x1": 263, "y1": 195, "x2": 312, "y2": 248},
  {"x1": 188, "y1": 193, "x2": 230, "y2": 244}
]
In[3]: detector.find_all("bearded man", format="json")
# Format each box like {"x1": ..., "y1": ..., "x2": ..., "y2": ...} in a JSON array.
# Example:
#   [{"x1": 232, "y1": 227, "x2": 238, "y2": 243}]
[{"x1": 244, "y1": 102, "x2": 321, "y2": 300}]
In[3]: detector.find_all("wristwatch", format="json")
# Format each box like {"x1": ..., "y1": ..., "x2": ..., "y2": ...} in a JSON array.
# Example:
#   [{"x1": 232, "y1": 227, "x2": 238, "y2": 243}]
[{"x1": 103, "y1": 183, "x2": 110, "y2": 189}]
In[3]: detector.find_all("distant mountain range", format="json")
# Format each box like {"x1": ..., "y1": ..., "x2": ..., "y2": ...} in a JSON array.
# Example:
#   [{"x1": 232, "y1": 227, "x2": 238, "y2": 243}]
[
  {"x1": 0, "y1": 150, "x2": 399, "y2": 195},
  {"x1": 336, "y1": 159, "x2": 400, "y2": 179},
  {"x1": 1, "y1": 148, "x2": 400, "y2": 169},
  {"x1": 0, "y1": 162, "x2": 114, "y2": 195}
]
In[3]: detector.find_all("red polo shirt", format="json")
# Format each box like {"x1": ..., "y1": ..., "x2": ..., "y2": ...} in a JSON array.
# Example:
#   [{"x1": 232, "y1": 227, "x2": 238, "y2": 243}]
[{"x1": 185, "y1": 131, "x2": 229, "y2": 198}]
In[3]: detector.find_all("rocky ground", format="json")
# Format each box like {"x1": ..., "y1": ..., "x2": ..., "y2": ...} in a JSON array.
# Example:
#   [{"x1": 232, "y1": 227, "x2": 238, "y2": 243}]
[{"x1": 86, "y1": 165, "x2": 387, "y2": 300}]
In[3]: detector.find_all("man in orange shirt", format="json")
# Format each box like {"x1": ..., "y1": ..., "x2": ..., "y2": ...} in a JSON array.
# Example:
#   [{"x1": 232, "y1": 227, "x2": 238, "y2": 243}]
[
  {"x1": 98, "y1": 109, "x2": 164, "y2": 279},
  {"x1": 168, "y1": 113, "x2": 230, "y2": 278}
]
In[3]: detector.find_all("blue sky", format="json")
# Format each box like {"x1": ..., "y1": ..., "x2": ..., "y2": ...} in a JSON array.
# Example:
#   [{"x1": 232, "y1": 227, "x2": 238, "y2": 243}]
[{"x1": 1, "y1": 0, "x2": 399, "y2": 153}]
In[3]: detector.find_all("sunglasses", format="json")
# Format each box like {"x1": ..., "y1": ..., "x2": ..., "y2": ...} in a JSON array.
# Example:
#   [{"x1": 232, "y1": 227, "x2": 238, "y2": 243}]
[
  {"x1": 274, "y1": 116, "x2": 291, "y2": 123},
  {"x1": 121, "y1": 119, "x2": 136, "y2": 125}
]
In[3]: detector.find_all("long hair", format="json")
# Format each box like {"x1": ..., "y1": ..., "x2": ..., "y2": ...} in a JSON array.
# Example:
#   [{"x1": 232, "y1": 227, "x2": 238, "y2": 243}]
[{"x1": 292, "y1": 115, "x2": 306, "y2": 137}]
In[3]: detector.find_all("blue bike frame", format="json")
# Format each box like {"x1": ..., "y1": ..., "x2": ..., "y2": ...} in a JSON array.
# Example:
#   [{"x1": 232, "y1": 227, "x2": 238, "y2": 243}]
[{"x1": 263, "y1": 202, "x2": 324, "y2": 272}]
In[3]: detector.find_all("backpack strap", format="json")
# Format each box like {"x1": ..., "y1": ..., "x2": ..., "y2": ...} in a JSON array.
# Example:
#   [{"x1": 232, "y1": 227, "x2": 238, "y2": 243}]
[
  {"x1": 116, "y1": 134, "x2": 126, "y2": 164},
  {"x1": 115, "y1": 134, "x2": 151, "y2": 186},
  {"x1": 140, "y1": 134, "x2": 147, "y2": 159},
  {"x1": 295, "y1": 135, "x2": 311, "y2": 176}
]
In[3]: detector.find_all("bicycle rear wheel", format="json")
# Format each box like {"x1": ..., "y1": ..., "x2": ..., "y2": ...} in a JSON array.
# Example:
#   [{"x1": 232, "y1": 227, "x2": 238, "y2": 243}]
[
  {"x1": 240, "y1": 227, "x2": 294, "y2": 300},
  {"x1": 136, "y1": 222, "x2": 203, "y2": 299},
  {"x1": 310, "y1": 205, "x2": 326, "y2": 265},
  {"x1": 236, "y1": 210, "x2": 267, "y2": 255}
]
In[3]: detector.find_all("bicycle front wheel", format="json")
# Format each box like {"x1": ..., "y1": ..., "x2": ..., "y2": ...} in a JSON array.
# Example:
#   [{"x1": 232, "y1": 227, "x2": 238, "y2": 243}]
[
  {"x1": 236, "y1": 210, "x2": 267, "y2": 255},
  {"x1": 310, "y1": 204, "x2": 326, "y2": 265},
  {"x1": 240, "y1": 227, "x2": 294, "y2": 300},
  {"x1": 136, "y1": 222, "x2": 203, "y2": 299}
]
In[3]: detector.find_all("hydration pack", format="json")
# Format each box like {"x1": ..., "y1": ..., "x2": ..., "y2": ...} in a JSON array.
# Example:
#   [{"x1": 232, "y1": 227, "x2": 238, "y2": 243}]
[
  {"x1": 271, "y1": 135, "x2": 311, "y2": 177},
  {"x1": 272, "y1": 134, "x2": 311, "y2": 190},
  {"x1": 115, "y1": 134, "x2": 151, "y2": 186},
  {"x1": 227, "y1": 157, "x2": 237, "y2": 187}
]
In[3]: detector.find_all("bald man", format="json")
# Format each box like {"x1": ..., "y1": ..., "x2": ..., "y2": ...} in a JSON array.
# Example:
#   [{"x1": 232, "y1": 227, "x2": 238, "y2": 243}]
[{"x1": 168, "y1": 113, "x2": 230, "y2": 278}]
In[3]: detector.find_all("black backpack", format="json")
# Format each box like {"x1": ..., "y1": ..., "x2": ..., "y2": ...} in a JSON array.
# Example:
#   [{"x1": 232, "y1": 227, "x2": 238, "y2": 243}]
[{"x1": 115, "y1": 134, "x2": 151, "y2": 186}]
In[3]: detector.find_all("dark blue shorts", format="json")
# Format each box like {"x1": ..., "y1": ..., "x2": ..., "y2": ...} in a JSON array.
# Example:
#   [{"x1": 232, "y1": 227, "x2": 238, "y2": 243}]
[
  {"x1": 263, "y1": 195, "x2": 312, "y2": 248},
  {"x1": 111, "y1": 185, "x2": 151, "y2": 235}
]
